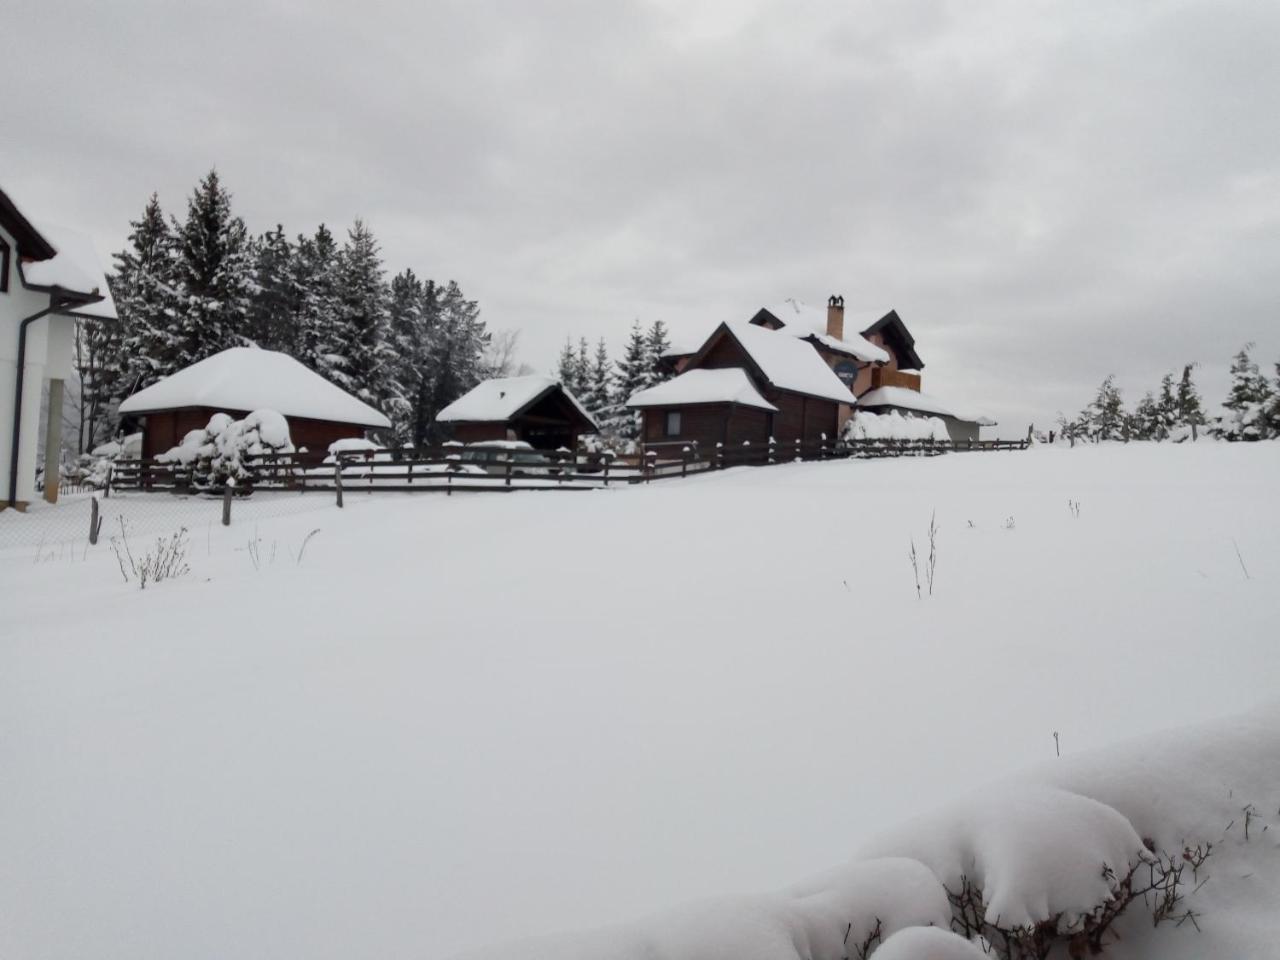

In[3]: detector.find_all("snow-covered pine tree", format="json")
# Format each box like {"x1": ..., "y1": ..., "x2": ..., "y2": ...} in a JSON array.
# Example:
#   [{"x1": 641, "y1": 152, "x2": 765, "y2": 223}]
[
  {"x1": 384, "y1": 268, "x2": 426, "y2": 445},
  {"x1": 573, "y1": 337, "x2": 592, "y2": 399},
  {"x1": 330, "y1": 220, "x2": 394, "y2": 410},
  {"x1": 100, "y1": 194, "x2": 178, "y2": 440},
  {"x1": 584, "y1": 338, "x2": 613, "y2": 422},
  {"x1": 246, "y1": 225, "x2": 296, "y2": 353},
  {"x1": 610, "y1": 319, "x2": 651, "y2": 439},
  {"x1": 1154, "y1": 373, "x2": 1178, "y2": 439},
  {"x1": 291, "y1": 223, "x2": 341, "y2": 375},
  {"x1": 1175, "y1": 363, "x2": 1206, "y2": 437},
  {"x1": 169, "y1": 169, "x2": 253, "y2": 367},
  {"x1": 1086, "y1": 375, "x2": 1127, "y2": 442},
  {"x1": 1214, "y1": 345, "x2": 1274, "y2": 440},
  {"x1": 1132, "y1": 392, "x2": 1161, "y2": 441},
  {"x1": 557, "y1": 338, "x2": 577, "y2": 386},
  {"x1": 1264, "y1": 362, "x2": 1280, "y2": 438},
  {"x1": 421, "y1": 281, "x2": 488, "y2": 441},
  {"x1": 644, "y1": 319, "x2": 673, "y2": 387}
]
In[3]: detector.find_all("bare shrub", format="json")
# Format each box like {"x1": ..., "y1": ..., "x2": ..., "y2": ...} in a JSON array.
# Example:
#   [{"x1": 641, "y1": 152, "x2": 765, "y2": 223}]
[
  {"x1": 110, "y1": 518, "x2": 190, "y2": 589},
  {"x1": 944, "y1": 842, "x2": 1211, "y2": 960}
]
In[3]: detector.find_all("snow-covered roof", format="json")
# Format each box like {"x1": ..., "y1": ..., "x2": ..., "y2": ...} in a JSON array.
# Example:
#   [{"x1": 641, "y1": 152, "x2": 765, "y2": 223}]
[
  {"x1": 723, "y1": 322, "x2": 855, "y2": 404},
  {"x1": 857, "y1": 385, "x2": 990, "y2": 424},
  {"x1": 20, "y1": 222, "x2": 117, "y2": 320},
  {"x1": 435, "y1": 375, "x2": 597, "y2": 428},
  {"x1": 760, "y1": 300, "x2": 890, "y2": 364},
  {"x1": 118, "y1": 347, "x2": 391, "y2": 427},
  {"x1": 627, "y1": 367, "x2": 779, "y2": 412}
]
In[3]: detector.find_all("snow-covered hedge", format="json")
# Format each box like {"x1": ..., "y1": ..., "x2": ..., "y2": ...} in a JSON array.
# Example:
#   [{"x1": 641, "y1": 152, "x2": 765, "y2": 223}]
[
  {"x1": 158, "y1": 410, "x2": 294, "y2": 488},
  {"x1": 843, "y1": 410, "x2": 949, "y2": 442}
]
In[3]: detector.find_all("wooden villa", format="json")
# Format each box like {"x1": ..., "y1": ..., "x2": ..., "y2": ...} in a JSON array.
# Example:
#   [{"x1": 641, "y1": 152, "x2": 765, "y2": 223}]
[{"x1": 637, "y1": 297, "x2": 990, "y2": 448}]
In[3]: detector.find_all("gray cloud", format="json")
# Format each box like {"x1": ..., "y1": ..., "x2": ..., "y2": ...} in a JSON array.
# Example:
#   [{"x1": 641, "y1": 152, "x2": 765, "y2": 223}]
[{"x1": 5, "y1": 0, "x2": 1278, "y2": 432}]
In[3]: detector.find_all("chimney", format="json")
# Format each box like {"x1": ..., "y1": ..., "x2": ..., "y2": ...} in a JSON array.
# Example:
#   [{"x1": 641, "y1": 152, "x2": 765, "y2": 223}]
[{"x1": 826, "y1": 294, "x2": 844, "y2": 340}]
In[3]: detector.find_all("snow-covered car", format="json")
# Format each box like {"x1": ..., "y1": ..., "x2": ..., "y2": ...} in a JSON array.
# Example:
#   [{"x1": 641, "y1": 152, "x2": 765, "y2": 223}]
[{"x1": 457, "y1": 441, "x2": 562, "y2": 477}]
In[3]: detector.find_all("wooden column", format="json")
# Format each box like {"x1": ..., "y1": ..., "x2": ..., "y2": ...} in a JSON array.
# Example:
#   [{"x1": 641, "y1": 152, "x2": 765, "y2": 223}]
[{"x1": 43, "y1": 379, "x2": 64, "y2": 504}]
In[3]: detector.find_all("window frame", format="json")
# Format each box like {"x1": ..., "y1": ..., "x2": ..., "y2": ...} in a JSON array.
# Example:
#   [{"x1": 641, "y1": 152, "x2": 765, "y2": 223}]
[{"x1": 664, "y1": 410, "x2": 682, "y2": 437}]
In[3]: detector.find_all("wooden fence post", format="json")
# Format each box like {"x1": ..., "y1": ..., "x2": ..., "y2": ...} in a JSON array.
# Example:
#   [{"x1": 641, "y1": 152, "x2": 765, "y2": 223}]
[
  {"x1": 334, "y1": 458, "x2": 344, "y2": 508},
  {"x1": 222, "y1": 482, "x2": 233, "y2": 526},
  {"x1": 103, "y1": 463, "x2": 112, "y2": 498},
  {"x1": 645, "y1": 450, "x2": 656, "y2": 482},
  {"x1": 681, "y1": 447, "x2": 690, "y2": 478},
  {"x1": 716, "y1": 442, "x2": 724, "y2": 470},
  {"x1": 88, "y1": 496, "x2": 102, "y2": 545},
  {"x1": 768, "y1": 437, "x2": 776, "y2": 464},
  {"x1": 505, "y1": 452, "x2": 513, "y2": 487}
]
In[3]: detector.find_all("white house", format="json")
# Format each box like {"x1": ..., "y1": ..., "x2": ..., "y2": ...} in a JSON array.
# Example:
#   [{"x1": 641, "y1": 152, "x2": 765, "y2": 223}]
[{"x1": 1, "y1": 185, "x2": 116, "y2": 509}]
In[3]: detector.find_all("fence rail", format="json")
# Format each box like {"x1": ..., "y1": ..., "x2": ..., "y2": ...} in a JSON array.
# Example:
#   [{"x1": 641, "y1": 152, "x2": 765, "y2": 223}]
[{"x1": 106, "y1": 436, "x2": 1028, "y2": 495}]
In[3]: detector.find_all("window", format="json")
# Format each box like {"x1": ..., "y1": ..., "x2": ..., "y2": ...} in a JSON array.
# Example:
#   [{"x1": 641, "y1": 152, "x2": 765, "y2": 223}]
[
  {"x1": 0, "y1": 238, "x2": 9, "y2": 293},
  {"x1": 664, "y1": 411, "x2": 682, "y2": 437}
]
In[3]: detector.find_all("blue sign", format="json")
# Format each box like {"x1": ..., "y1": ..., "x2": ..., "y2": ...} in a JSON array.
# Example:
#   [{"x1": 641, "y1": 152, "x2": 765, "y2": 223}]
[{"x1": 834, "y1": 361, "x2": 859, "y2": 387}]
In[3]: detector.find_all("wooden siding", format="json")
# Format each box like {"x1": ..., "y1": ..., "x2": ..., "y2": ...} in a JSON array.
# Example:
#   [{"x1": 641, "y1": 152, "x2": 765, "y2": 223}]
[
  {"x1": 641, "y1": 404, "x2": 769, "y2": 452},
  {"x1": 871, "y1": 368, "x2": 922, "y2": 391}
]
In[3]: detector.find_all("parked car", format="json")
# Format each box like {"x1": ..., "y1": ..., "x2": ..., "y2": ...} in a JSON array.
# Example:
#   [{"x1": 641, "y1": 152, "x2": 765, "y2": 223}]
[{"x1": 457, "y1": 441, "x2": 563, "y2": 477}]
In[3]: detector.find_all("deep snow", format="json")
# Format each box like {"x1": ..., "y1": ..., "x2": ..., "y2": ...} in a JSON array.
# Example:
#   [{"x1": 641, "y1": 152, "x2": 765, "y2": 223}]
[{"x1": 1, "y1": 442, "x2": 1277, "y2": 959}]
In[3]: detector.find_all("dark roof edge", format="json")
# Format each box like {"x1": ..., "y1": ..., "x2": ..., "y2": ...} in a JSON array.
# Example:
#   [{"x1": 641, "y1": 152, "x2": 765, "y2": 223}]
[{"x1": 0, "y1": 187, "x2": 57, "y2": 260}]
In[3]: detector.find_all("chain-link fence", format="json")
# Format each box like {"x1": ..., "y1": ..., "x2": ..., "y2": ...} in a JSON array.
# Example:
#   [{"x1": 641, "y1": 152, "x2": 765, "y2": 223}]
[{"x1": 0, "y1": 489, "x2": 338, "y2": 557}]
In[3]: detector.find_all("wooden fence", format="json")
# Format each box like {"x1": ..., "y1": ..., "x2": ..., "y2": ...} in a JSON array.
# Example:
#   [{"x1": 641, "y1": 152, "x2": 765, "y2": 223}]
[{"x1": 107, "y1": 436, "x2": 1028, "y2": 495}]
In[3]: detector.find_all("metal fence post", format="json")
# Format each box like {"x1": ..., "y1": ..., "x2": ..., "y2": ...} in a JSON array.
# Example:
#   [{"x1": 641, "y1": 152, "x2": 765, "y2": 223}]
[
  {"x1": 222, "y1": 481, "x2": 233, "y2": 526},
  {"x1": 334, "y1": 458, "x2": 344, "y2": 508}
]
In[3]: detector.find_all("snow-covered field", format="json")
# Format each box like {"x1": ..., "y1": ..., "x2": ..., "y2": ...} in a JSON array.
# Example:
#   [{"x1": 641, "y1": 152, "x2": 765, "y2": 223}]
[{"x1": 2, "y1": 443, "x2": 1277, "y2": 960}]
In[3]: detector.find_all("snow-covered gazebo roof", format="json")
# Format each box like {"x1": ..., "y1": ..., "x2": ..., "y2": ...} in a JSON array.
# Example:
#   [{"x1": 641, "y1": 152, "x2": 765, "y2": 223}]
[
  {"x1": 627, "y1": 367, "x2": 779, "y2": 412},
  {"x1": 118, "y1": 347, "x2": 391, "y2": 428},
  {"x1": 436, "y1": 375, "x2": 597, "y2": 429}
]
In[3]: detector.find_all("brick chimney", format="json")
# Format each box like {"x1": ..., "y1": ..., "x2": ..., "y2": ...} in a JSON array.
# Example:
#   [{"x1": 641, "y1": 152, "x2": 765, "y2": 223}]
[{"x1": 826, "y1": 295, "x2": 845, "y2": 340}]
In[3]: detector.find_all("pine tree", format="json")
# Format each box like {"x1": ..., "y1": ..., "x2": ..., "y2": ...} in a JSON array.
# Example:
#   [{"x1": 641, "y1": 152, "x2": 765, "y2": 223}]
[
  {"x1": 104, "y1": 193, "x2": 179, "y2": 437},
  {"x1": 610, "y1": 320, "x2": 651, "y2": 439},
  {"x1": 1154, "y1": 373, "x2": 1177, "y2": 439},
  {"x1": 246, "y1": 225, "x2": 296, "y2": 352},
  {"x1": 422, "y1": 281, "x2": 488, "y2": 441},
  {"x1": 1132, "y1": 392, "x2": 1160, "y2": 441},
  {"x1": 1214, "y1": 345, "x2": 1273, "y2": 440},
  {"x1": 292, "y1": 223, "x2": 341, "y2": 375},
  {"x1": 169, "y1": 169, "x2": 253, "y2": 367},
  {"x1": 584, "y1": 338, "x2": 613, "y2": 421},
  {"x1": 1174, "y1": 363, "x2": 1206, "y2": 438},
  {"x1": 644, "y1": 319, "x2": 673, "y2": 386},
  {"x1": 329, "y1": 220, "x2": 392, "y2": 408},
  {"x1": 1265, "y1": 362, "x2": 1280, "y2": 438},
  {"x1": 1085, "y1": 375, "x2": 1127, "y2": 442},
  {"x1": 557, "y1": 338, "x2": 577, "y2": 385},
  {"x1": 385, "y1": 268, "x2": 427, "y2": 444},
  {"x1": 573, "y1": 337, "x2": 592, "y2": 398}
]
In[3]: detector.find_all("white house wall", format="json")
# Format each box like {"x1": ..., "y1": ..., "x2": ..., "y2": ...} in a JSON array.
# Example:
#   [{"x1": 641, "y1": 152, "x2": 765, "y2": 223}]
[{"x1": 1, "y1": 221, "x2": 62, "y2": 504}]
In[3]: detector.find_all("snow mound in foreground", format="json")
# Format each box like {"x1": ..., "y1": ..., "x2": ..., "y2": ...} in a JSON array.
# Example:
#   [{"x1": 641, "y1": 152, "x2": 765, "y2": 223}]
[
  {"x1": 860, "y1": 784, "x2": 1146, "y2": 928},
  {"x1": 456, "y1": 703, "x2": 1280, "y2": 960},
  {"x1": 874, "y1": 926, "x2": 987, "y2": 959}
]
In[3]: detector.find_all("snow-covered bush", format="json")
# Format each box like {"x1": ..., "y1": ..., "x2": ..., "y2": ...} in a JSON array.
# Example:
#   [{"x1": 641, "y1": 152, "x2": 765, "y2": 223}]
[
  {"x1": 158, "y1": 410, "x2": 294, "y2": 489},
  {"x1": 843, "y1": 410, "x2": 949, "y2": 442},
  {"x1": 874, "y1": 927, "x2": 987, "y2": 960}
]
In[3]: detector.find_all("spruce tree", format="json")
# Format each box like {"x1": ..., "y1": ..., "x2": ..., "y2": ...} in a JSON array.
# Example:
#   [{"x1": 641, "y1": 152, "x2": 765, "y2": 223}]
[
  {"x1": 109, "y1": 193, "x2": 178, "y2": 408},
  {"x1": 422, "y1": 281, "x2": 488, "y2": 441},
  {"x1": 584, "y1": 338, "x2": 613, "y2": 421},
  {"x1": 1086, "y1": 375, "x2": 1126, "y2": 441},
  {"x1": 385, "y1": 268, "x2": 426, "y2": 444},
  {"x1": 644, "y1": 319, "x2": 673, "y2": 386},
  {"x1": 573, "y1": 337, "x2": 592, "y2": 398},
  {"x1": 1132, "y1": 392, "x2": 1160, "y2": 441},
  {"x1": 330, "y1": 220, "x2": 393, "y2": 408},
  {"x1": 557, "y1": 338, "x2": 577, "y2": 385},
  {"x1": 611, "y1": 319, "x2": 651, "y2": 438},
  {"x1": 247, "y1": 225, "x2": 296, "y2": 352},
  {"x1": 169, "y1": 169, "x2": 253, "y2": 366},
  {"x1": 1215, "y1": 345, "x2": 1273, "y2": 440},
  {"x1": 292, "y1": 224, "x2": 341, "y2": 375},
  {"x1": 1175, "y1": 363, "x2": 1206, "y2": 438}
]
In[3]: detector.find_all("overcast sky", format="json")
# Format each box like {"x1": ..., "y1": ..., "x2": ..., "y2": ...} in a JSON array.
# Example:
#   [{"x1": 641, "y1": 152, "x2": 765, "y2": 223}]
[{"x1": 5, "y1": 0, "x2": 1279, "y2": 432}]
